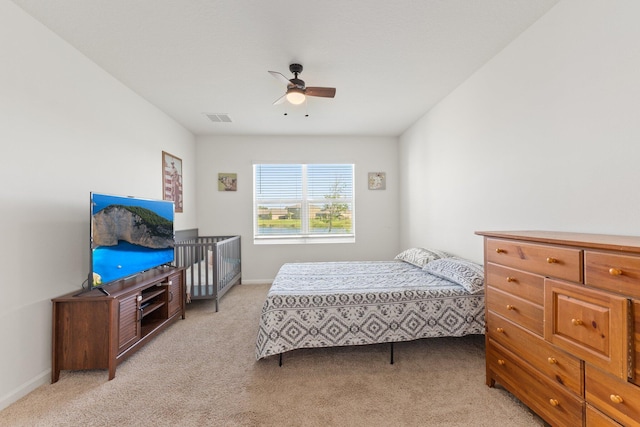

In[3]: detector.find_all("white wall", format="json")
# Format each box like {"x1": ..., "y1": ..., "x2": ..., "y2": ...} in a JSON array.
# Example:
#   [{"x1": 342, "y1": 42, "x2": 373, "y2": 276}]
[
  {"x1": 399, "y1": 0, "x2": 640, "y2": 263},
  {"x1": 196, "y1": 135, "x2": 400, "y2": 282},
  {"x1": 0, "y1": 1, "x2": 197, "y2": 409}
]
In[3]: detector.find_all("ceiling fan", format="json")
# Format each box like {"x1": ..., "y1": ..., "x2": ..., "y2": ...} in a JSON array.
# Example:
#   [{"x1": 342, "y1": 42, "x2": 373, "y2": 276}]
[{"x1": 268, "y1": 64, "x2": 336, "y2": 105}]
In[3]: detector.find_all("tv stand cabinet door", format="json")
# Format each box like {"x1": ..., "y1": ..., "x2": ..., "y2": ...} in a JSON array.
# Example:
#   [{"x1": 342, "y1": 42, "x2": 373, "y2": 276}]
[
  {"x1": 166, "y1": 272, "x2": 183, "y2": 318},
  {"x1": 118, "y1": 292, "x2": 141, "y2": 355}
]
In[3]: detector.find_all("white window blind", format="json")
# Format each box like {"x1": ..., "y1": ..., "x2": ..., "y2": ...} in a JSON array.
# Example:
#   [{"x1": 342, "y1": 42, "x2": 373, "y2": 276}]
[{"x1": 253, "y1": 163, "x2": 355, "y2": 242}]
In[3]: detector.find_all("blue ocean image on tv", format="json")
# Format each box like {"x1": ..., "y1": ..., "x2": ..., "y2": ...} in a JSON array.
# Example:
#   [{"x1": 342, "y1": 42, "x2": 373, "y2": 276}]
[
  {"x1": 91, "y1": 193, "x2": 175, "y2": 287},
  {"x1": 92, "y1": 243, "x2": 174, "y2": 284}
]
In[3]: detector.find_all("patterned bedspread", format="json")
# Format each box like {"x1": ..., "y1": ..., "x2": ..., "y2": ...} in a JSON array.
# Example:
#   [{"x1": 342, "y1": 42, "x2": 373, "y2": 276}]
[{"x1": 255, "y1": 261, "x2": 485, "y2": 360}]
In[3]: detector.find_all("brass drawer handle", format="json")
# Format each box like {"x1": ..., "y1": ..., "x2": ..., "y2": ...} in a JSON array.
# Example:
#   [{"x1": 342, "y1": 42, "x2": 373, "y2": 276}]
[
  {"x1": 610, "y1": 394, "x2": 624, "y2": 404},
  {"x1": 506, "y1": 276, "x2": 516, "y2": 283},
  {"x1": 497, "y1": 359, "x2": 506, "y2": 366},
  {"x1": 549, "y1": 399, "x2": 559, "y2": 407},
  {"x1": 506, "y1": 304, "x2": 515, "y2": 311},
  {"x1": 547, "y1": 357, "x2": 557, "y2": 365},
  {"x1": 609, "y1": 268, "x2": 623, "y2": 276},
  {"x1": 495, "y1": 248, "x2": 506, "y2": 254},
  {"x1": 571, "y1": 318, "x2": 583, "y2": 326},
  {"x1": 546, "y1": 257, "x2": 557, "y2": 264},
  {"x1": 496, "y1": 327, "x2": 504, "y2": 334}
]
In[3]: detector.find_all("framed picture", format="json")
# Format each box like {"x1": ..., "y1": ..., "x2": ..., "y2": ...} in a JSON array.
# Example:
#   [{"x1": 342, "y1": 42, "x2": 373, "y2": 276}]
[
  {"x1": 162, "y1": 151, "x2": 183, "y2": 212},
  {"x1": 218, "y1": 173, "x2": 237, "y2": 191},
  {"x1": 368, "y1": 172, "x2": 386, "y2": 190}
]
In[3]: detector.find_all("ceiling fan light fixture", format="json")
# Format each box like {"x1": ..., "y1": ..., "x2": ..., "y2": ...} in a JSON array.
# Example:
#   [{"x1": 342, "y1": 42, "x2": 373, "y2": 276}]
[
  {"x1": 286, "y1": 88, "x2": 306, "y2": 105},
  {"x1": 269, "y1": 64, "x2": 335, "y2": 106}
]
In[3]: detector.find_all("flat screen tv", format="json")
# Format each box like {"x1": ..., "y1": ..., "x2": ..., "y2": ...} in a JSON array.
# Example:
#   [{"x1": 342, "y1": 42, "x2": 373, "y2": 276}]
[{"x1": 89, "y1": 192, "x2": 175, "y2": 292}]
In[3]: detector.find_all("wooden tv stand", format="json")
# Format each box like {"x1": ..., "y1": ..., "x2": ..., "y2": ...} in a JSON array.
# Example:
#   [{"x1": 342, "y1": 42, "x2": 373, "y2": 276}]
[{"x1": 51, "y1": 266, "x2": 185, "y2": 382}]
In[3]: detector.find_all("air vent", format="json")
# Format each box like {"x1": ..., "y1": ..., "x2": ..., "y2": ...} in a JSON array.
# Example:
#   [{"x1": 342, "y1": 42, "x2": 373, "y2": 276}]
[{"x1": 204, "y1": 113, "x2": 232, "y2": 123}]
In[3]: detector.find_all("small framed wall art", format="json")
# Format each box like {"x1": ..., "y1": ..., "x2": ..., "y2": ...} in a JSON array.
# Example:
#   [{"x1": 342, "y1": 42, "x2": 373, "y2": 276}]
[
  {"x1": 162, "y1": 151, "x2": 183, "y2": 212},
  {"x1": 368, "y1": 172, "x2": 386, "y2": 190},
  {"x1": 218, "y1": 173, "x2": 237, "y2": 191}
]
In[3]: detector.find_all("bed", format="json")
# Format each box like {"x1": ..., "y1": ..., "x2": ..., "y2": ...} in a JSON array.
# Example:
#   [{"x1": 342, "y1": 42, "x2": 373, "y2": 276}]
[
  {"x1": 173, "y1": 229, "x2": 241, "y2": 311},
  {"x1": 255, "y1": 248, "x2": 485, "y2": 362}
]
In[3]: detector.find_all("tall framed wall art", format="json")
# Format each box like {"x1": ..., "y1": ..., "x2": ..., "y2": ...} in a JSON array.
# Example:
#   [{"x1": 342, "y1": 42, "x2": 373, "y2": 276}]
[{"x1": 162, "y1": 151, "x2": 183, "y2": 212}]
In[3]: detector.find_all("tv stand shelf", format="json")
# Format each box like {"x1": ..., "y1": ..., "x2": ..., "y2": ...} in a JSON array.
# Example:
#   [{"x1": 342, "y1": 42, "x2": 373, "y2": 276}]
[
  {"x1": 141, "y1": 300, "x2": 164, "y2": 317},
  {"x1": 51, "y1": 266, "x2": 185, "y2": 382}
]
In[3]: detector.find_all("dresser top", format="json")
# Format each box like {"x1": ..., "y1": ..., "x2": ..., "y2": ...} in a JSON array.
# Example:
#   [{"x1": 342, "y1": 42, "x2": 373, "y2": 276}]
[{"x1": 475, "y1": 230, "x2": 640, "y2": 254}]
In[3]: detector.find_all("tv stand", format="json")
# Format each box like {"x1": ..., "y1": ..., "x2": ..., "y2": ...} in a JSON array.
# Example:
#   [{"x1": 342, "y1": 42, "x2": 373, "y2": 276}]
[{"x1": 51, "y1": 267, "x2": 185, "y2": 382}]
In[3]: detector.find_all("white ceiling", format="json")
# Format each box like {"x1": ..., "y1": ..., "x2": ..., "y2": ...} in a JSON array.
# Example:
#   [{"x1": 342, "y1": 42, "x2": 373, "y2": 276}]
[{"x1": 11, "y1": 0, "x2": 559, "y2": 137}]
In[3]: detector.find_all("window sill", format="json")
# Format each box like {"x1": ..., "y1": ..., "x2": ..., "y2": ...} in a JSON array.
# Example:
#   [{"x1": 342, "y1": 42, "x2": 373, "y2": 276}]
[{"x1": 253, "y1": 236, "x2": 355, "y2": 245}]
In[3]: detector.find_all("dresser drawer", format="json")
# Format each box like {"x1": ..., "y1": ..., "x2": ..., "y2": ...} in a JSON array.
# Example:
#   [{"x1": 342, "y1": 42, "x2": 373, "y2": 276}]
[
  {"x1": 486, "y1": 263, "x2": 544, "y2": 305},
  {"x1": 586, "y1": 364, "x2": 640, "y2": 427},
  {"x1": 586, "y1": 251, "x2": 640, "y2": 299},
  {"x1": 487, "y1": 286, "x2": 543, "y2": 336},
  {"x1": 488, "y1": 340, "x2": 584, "y2": 427},
  {"x1": 586, "y1": 404, "x2": 624, "y2": 426},
  {"x1": 487, "y1": 310, "x2": 583, "y2": 396},
  {"x1": 544, "y1": 278, "x2": 630, "y2": 380},
  {"x1": 486, "y1": 238, "x2": 582, "y2": 282}
]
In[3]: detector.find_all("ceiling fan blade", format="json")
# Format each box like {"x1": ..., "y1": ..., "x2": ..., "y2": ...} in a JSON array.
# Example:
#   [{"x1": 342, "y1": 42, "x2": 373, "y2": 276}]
[
  {"x1": 305, "y1": 87, "x2": 336, "y2": 98},
  {"x1": 268, "y1": 71, "x2": 292, "y2": 86},
  {"x1": 273, "y1": 94, "x2": 287, "y2": 105}
]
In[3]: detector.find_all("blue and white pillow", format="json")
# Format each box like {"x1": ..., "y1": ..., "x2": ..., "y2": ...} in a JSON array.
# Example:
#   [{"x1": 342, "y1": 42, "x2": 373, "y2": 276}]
[{"x1": 423, "y1": 257, "x2": 485, "y2": 294}]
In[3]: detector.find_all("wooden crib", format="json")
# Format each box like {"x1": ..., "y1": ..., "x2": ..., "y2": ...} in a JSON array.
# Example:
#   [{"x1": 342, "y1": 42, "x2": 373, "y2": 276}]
[{"x1": 173, "y1": 229, "x2": 241, "y2": 311}]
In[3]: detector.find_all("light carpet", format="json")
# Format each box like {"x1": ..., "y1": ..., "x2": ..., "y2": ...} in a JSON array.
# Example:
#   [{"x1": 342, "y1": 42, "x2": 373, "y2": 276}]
[{"x1": 0, "y1": 284, "x2": 545, "y2": 426}]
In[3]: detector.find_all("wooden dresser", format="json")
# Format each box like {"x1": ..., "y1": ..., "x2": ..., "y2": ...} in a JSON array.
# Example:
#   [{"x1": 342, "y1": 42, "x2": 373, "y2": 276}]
[{"x1": 476, "y1": 231, "x2": 640, "y2": 427}]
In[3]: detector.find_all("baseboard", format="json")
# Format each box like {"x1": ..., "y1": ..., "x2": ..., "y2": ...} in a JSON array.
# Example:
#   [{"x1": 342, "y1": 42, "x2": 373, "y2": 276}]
[
  {"x1": 0, "y1": 369, "x2": 50, "y2": 411},
  {"x1": 239, "y1": 279, "x2": 273, "y2": 285}
]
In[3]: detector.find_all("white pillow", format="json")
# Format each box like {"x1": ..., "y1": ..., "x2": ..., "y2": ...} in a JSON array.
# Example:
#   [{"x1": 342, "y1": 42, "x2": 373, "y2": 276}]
[
  {"x1": 394, "y1": 248, "x2": 451, "y2": 268},
  {"x1": 423, "y1": 257, "x2": 485, "y2": 294}
]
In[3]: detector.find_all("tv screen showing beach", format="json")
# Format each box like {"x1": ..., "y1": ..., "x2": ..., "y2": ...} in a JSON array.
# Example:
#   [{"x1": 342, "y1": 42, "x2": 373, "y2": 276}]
[{"x1": 90, "y1": 193, "x2": 175, "y2": 287}]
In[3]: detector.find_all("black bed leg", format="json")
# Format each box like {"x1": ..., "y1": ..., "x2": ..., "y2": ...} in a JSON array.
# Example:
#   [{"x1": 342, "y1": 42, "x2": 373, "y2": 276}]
[
  {"x1": 390, "y1": 342, "x2": 394, "y2": 365},
  {"x1": 279, "y1": 353, "x2": 282, "y2": 367}
]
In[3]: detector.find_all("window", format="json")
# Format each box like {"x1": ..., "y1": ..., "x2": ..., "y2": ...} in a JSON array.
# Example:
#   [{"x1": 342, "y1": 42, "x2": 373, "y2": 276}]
[{"x1": 253, "y1": 163, "x2": 355, "y2": 243}]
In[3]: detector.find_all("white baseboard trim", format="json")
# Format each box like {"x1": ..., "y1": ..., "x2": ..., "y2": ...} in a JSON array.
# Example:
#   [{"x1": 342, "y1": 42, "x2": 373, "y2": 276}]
[
  {"x1": 0, "y1": 369, "x2": 50, "y2": 411},
  {"x1": 239, "y1": 279, "x2": 273, "y2": 285}
]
